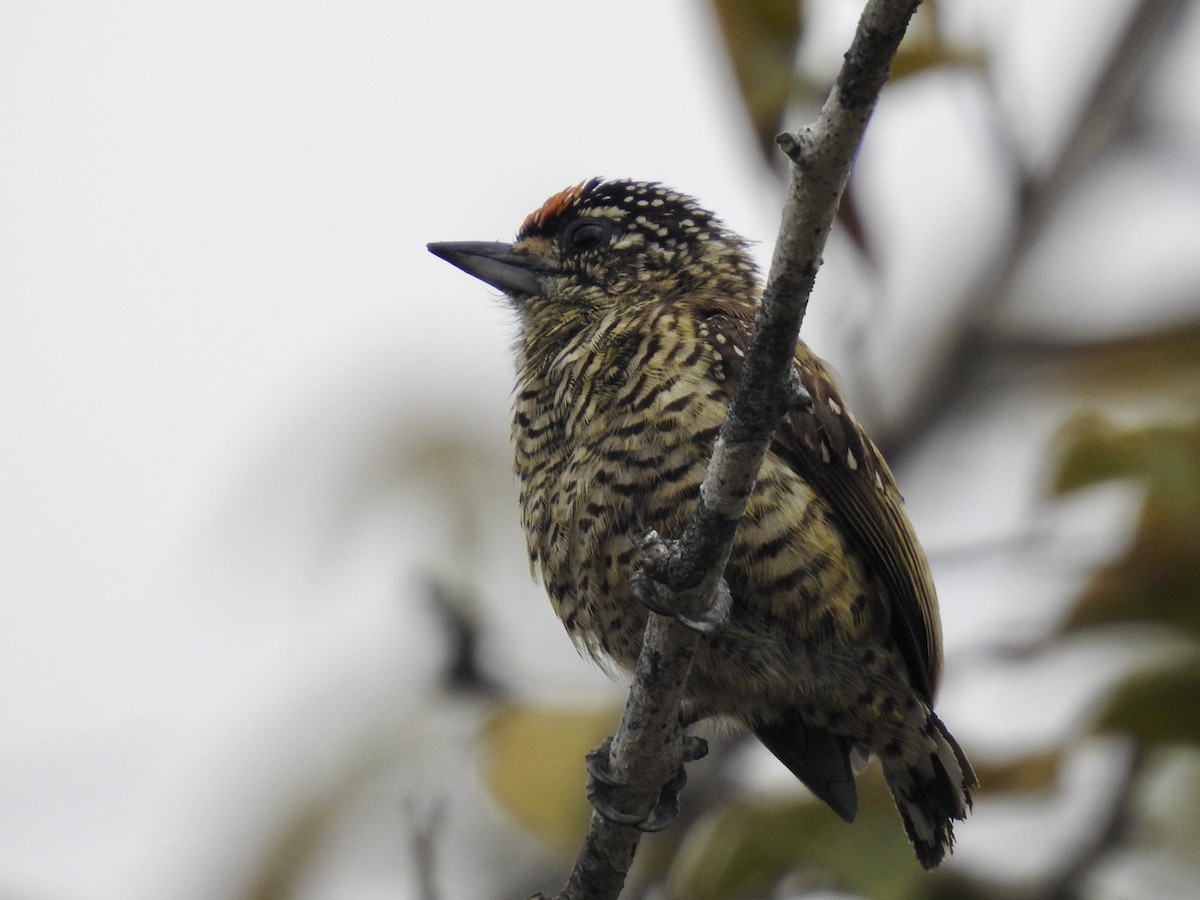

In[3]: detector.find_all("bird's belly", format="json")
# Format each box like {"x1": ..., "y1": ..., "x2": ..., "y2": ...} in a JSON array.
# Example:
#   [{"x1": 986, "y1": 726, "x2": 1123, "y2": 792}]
[{"x1": 524, "y1": 438, "x2": 892, "y2": 725}]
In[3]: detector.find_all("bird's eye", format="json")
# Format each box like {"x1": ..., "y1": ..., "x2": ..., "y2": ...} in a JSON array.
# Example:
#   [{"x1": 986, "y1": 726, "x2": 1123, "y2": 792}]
[{"x1": 563, "y1": 218, "x2": 612, "y2": 253}]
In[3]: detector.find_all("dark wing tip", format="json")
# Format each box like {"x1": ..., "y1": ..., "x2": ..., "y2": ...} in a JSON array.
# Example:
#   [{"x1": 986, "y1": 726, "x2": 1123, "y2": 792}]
[{"x1": 754, "y1": 718, "x2": 858, "y2": 822}]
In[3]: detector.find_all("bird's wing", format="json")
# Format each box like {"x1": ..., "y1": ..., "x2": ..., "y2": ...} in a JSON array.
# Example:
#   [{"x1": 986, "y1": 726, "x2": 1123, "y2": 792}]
[
  {"x1": 700, "y1": 301, "x2": 942, "y2": 703},
  {"x1": 753, "y1": 716, "x2": 858, "y2": 822},
  {"x1": 780, "y1": 344, "x2": 942, "y2": 702}
]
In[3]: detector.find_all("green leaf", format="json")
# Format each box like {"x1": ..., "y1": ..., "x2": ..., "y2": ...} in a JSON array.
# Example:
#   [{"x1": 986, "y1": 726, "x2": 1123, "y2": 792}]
[{"x1": 1095, "y1": 655, "x2": 1200, "y2": 746}]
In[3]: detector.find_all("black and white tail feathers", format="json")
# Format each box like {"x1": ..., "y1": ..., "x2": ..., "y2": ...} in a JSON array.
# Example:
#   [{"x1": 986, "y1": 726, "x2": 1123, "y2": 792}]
[
  {"x1": 756, "y1": 710, "x2": 976, "y2": 869},
  {"x1": 881, "y1": 711, "x2": 977, "y2": 868}
]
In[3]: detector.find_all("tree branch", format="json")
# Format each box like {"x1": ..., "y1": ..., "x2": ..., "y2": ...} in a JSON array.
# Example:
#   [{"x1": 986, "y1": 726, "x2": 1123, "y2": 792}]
[{"x1": 540, "y1": 2, "x2": 922, "y2": 898}]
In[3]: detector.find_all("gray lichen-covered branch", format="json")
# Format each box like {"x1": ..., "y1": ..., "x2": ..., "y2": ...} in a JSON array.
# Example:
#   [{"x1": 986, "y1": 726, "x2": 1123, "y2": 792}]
[{"x1": 541, "y1": 2, "x2": 922, "y2": 898}]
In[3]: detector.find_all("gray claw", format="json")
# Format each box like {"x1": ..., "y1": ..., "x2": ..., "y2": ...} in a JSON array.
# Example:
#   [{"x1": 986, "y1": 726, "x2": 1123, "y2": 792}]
[
  {"x1": 585, "y1": 737, "x2": 622, "y2": 788},
  {"x1": 785, "y1": 369, "x2": 815, "y2": 414},
  {"x1": 630, "y1": 573, "x2": 732, "y2": 634},
  {"x1": 584, "y1": 734, "x2": 704, "y2": 832},
  {"x1": 682, "y1": 734, "x2": 709, "y2": 763},
  {"x1": 675, "y1": 580, "x2": 732, "y2": 633}
]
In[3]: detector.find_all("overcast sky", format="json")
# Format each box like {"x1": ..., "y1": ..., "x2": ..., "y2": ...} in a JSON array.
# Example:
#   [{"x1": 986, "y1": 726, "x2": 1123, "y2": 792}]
[{"x1": 3, "y1": 1, "x2": 1197, "y2": 898}]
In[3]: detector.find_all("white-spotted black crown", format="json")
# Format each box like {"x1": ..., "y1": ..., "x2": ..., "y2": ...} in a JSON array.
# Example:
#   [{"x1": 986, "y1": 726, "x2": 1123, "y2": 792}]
[
  {"x1": 519, "y1": 178, "x2": 732, "y2": 247},
  {"x1": 517, "y1": 178, "x2": 758, "y2": 296}
]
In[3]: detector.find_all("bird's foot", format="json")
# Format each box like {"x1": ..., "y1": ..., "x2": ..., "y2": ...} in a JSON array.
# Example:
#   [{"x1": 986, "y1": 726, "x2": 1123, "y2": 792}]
[
  {"x1": 631, "y1": 531, "x2": 731, "y2": 633},
  {"x1": 585, "y1": 735, "x2": 709, "y2": 832},
  {"x1": 784, "y1": 368, "x2": 815, "y2": 414},
  {"x1": 634, "y1": 576, "x2": 732, "y2": 632}
]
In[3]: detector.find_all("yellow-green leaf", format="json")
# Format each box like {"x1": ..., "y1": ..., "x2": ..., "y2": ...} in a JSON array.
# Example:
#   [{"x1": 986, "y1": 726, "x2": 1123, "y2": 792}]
[{"x1": 481, "y1": 702, "x2": 617, "y2": 855}]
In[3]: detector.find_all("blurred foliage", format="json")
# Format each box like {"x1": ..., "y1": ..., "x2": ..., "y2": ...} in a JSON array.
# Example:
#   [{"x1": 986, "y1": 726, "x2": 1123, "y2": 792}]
[
  {"x1": 888, "y1": 1, "x2": 983, "y2": 83},
  {"x1": 708, "y1": 0, "x2": 980, "y2": 261},
  {"x1": 668, "y1": 773, "x2": 923, "y2": 900},
  {"x1": 1062, "y1": 327, "x2": 1200, "y2": 405},
  {"x1": 1095, "y1": 654, "x2": 1200, "y2": 747},
  {"x1": 968, "y1": 749, "x2": 1061, "y2": 794},
  {"x1": 483, "y1": 703, "x2": 616, "y2": 857},
  {"x1": 664, "y1": 749, "x2": 1071, "y2": 899},
  {"x1": 1053, "y1": 413, "x2": 1200, "y2": 639},
  {"x1": 1052, "y1": 410, "x2": 1200, "y2": 754},
  {"x1": 708, "y1": 0, "x2": 978, "y2": 162},
  {"x1": 709, "y1": 0, "x2": 804, "y2": 161},
  {"x1": 482, "y1": 705, "x2": 1072, "y2": 897}
]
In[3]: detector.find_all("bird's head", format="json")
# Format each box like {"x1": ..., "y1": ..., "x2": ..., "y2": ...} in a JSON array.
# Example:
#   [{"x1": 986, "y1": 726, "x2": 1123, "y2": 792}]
[{"x1": 428, "y1": 178, "x2": 760, "y2": 337}]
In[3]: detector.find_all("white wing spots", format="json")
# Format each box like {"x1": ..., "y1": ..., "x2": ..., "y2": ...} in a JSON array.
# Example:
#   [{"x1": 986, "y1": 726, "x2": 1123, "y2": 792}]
[
  {"x1": 714, "y1": 332, "x2": 727, "y2": 345},
  {"x1": 874, "y1": 470, "x2": 885, "y2": 491},
  {"x1": 828, "y1": 398, "x2": 843, "y2": 415},
  {"x1": 820, "y1": 441, "x2": 832, "y2": 464},
  {"x1": 733, "y1": 345, "x2": 744, "y2": 357},
  {"x1": 846, "y1": 449, "x2": 859, "y2": 471},
  {"x1": 651, "y1": 198, "x2": 664, "y2": 207}
]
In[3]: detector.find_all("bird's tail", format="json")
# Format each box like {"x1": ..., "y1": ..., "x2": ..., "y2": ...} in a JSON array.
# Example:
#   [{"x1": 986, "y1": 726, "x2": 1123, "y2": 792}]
[{"x1": 881, "y1": 711, "x2": 977, "y2": 869}]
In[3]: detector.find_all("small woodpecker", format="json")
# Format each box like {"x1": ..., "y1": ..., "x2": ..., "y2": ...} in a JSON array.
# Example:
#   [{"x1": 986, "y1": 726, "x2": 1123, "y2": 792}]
[{"x1": 429, "y1": 178, "x2": 975, "y2": 868}]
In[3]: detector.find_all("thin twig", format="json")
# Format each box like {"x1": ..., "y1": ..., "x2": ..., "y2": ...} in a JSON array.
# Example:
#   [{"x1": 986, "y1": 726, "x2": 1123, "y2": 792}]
[{"x1": 544, "y1": 2, "x2": 923, "y2": 898}]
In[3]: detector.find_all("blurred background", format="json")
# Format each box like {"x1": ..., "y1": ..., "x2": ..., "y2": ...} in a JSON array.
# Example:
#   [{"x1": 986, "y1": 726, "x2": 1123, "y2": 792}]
[{"x1": 3, "y1": 0, "x2": 1199, "y2": 897}]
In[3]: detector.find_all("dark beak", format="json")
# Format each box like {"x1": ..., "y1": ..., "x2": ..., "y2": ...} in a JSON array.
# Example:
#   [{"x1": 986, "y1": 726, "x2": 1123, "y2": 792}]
[{"x1": 427, "y1": 241, "x2": 548, "y2": 297}]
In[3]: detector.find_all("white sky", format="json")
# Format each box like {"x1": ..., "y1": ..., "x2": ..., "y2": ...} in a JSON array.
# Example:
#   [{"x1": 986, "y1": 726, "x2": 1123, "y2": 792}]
[
  {"x1": 0, "y1": 1, "x2": 767, "y2": 730},
  {"x1": 2, "y1": 1, "x2": 1197, "y2": 897},
  {"x1": 1, "y1": 4, "x2": 775, "y2": 896}
]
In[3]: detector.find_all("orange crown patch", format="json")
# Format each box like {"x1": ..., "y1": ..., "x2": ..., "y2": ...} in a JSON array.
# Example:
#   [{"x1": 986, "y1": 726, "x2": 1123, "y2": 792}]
[{"x1": 519, "y1": 178, "x2": 600, "y2": 235}]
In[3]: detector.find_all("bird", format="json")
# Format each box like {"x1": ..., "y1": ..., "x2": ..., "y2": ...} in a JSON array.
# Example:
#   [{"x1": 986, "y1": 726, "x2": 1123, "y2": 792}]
[{"x1": 427, "y1": 177, "x2": 975, "y2": 868}]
